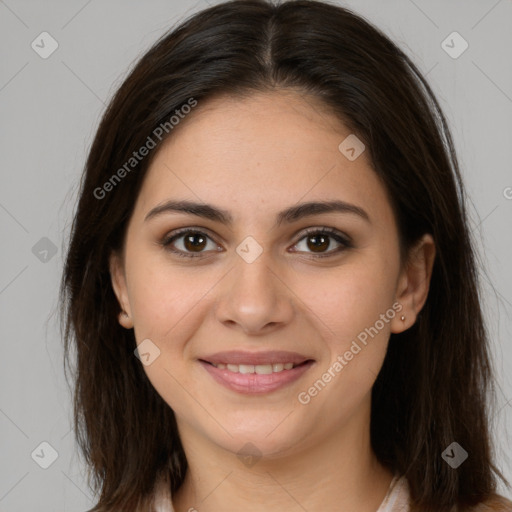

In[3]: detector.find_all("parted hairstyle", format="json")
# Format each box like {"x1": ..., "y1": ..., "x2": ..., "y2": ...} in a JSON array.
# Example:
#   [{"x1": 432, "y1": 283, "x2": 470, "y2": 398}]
[{"x1": 59, "y1": 1, "x2": 511, "y2": 510}]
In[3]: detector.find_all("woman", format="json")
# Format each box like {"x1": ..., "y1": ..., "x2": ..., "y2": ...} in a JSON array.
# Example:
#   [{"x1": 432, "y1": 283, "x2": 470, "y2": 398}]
[{"x1": 60, "y1": 0, "x2": 512, "y2": 510}]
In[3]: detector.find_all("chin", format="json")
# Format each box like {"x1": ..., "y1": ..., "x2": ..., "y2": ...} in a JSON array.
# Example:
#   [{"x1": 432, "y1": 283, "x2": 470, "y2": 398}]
[{"x1": 210, "y1": 421, "x2": 308, "y2": 460}]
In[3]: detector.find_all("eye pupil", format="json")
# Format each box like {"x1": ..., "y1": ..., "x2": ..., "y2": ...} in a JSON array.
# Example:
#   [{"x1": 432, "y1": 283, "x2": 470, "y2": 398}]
[
  {"x1": 184, "y1": 232, "x2": 207, "y2": 251},
  {"x1": 307, "y1": 234, "x2": 329, "y2": 252}
]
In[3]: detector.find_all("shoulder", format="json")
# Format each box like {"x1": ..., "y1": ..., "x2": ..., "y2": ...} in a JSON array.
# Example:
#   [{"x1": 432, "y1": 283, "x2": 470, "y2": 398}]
[
  {"x1": 393, "y1": 476, "x2": 512, "y2": 512},
  {"x1": 465, "y1": 495, "x2": 512, "y2": 511},
  {"x1": 152, "y1": 474, "x2": 175, "y2": 512}
]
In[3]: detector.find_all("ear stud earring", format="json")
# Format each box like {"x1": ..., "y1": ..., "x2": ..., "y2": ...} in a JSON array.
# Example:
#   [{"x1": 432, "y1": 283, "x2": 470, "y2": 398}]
[{"x1": 400, "y1": 315, "x2": 405, "y2": 321}]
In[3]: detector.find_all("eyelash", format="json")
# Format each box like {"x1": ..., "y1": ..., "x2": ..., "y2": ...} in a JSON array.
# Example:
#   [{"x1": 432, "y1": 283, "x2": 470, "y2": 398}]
[{"x1": 160, "y1": 226, "x2": 353, "y2": 260}]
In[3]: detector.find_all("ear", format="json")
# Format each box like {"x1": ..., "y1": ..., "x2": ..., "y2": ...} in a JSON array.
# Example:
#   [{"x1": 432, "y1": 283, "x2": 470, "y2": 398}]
[
  {"x1": 109, "y1": 250, "x2": 134, "y2": 329},
  {"x1": 391, "y1": 233, "x2": 436, "y2": 334}
]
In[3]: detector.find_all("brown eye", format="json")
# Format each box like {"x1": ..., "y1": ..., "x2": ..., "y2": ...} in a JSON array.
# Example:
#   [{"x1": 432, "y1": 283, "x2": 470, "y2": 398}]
[
  {"x1": 306, "y1": 233, "x2": 330, "y2": 253},
  {"x1": 162, "y1": 229, "x2": 220, "y2": 258},
  {"x1": 292, "y1": 228, "x2": 352, "y2": 258},
  {"x1": 182, "y1": 232, "x2": 207, "y2": 252}
]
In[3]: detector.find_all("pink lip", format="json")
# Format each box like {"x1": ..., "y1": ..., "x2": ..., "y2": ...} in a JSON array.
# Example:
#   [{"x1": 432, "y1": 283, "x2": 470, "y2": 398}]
[
  {"x1": 199, "y1": 350, "x2": 311, "y2": 366},
  {"x1": 199, "y1": 359, "x2": 315, "y2": 394}
]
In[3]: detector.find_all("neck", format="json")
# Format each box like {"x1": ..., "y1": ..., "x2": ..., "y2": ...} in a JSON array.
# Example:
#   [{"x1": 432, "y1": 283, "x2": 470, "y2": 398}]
[{"x1": 171, "y1": 400, "x2": 394, "y2": 512}]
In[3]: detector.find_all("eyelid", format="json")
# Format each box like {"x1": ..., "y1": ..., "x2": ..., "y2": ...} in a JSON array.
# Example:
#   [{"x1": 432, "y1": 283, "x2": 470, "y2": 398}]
[
  {"x1": 294, "y1": 226, "x2": 351, "y2": 245},
  {"x1": 289, "y1": 226, "x2": 353, "y2": 258},
  {"x1": 164, "y1": 226, "x2": 220, "y2": 243},
  {"x1": 160, "y1": 226, "x2": 222, "y2": 258}
]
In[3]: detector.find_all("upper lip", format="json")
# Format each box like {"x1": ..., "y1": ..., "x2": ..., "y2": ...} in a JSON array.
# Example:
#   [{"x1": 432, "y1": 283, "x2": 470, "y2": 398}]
[{"x1": 199, "y1": 350, "x2": 313, "y2": 366}]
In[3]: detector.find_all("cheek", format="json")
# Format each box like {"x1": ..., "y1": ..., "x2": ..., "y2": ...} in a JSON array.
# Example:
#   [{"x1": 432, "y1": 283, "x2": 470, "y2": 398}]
[
  {"x1": 290, "y1": 255, "x2": 398, "y2": 409},
  {"x1": 296, "y1": 256, "x2": 398, "y2": 348},
  {"x1": 125, "y1": 257, "x2": 213, "y2": 414},
  {"x1": 126, "y1": 248, "x2": 220, "y2": 342}
]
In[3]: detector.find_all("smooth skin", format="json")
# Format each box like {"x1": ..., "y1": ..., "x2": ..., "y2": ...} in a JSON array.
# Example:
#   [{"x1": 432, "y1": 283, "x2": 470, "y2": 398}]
[{"x1": 110, "y1": 90, "x2": 436, "y2": 512}]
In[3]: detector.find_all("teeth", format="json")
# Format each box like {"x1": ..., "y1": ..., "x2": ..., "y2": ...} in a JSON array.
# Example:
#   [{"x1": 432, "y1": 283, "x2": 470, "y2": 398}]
[
  {"x1": 212, "y1": 362, "x2": 300, "y2": 373},
  {"x1": 255, "y1": 365, "x2": 273, "y2": 374},
  {"x1": 239, "y1": 364, "x2": 254, "y2": 374}
]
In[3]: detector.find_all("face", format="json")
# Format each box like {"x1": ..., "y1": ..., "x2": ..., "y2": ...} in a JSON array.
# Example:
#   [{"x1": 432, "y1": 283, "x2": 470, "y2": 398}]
[{"x1": 110, "y1": 90, "x2": 434, "y2": 460}]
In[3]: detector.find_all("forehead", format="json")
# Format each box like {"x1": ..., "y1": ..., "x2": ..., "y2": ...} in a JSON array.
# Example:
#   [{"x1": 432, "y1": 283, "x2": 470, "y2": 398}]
[{"x1": 132, "y1": 90, "x2": 394, "y2": 230}]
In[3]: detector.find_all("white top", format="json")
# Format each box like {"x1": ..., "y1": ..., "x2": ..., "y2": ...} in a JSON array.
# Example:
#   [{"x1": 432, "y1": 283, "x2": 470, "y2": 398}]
[
  {"x1": 154, "y1": 473, "x2": 410, "y2": 512},
  {"x1": 375, "y1": 474, "x2": 410, "y2": 512}
]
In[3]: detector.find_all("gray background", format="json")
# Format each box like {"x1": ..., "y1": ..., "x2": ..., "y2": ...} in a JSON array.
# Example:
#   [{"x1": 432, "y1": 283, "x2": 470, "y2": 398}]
[{"x1": 1, "y1": 0, "x2": 511, "y2": 510}]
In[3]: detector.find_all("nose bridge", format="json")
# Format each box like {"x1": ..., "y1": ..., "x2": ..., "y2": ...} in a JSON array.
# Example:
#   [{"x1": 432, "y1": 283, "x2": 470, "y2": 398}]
[
  {"x1": 232, "y1": 245, "x2": 280, "y2": 308},
  {"x1": 236, "y1": 248, "x2": 275, "y2": 294},
  {"x1": 232, "y1": 232, "x2": 276, "y2": 288},
  {"x1": 215, "y1": 241, "x2": 294, "y2": 333}
]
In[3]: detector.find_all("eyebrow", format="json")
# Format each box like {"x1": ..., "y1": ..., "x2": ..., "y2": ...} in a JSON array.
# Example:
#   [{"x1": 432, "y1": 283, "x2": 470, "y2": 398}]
[{"x1": 144, "y1": 199, "x2": 371, "y2": 227}]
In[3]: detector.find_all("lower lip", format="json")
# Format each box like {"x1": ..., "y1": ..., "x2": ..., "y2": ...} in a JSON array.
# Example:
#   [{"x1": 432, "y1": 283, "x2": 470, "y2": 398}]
[{"x1": 199, "y1": 360, "x2": 315, "y2": 394}]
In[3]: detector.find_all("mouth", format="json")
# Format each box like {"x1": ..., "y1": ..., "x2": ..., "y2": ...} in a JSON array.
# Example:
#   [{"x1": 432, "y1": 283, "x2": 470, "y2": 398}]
[
  {"x1": 198, "y1": 351, "x2": 315, "y2": 394},
  {"x1": 199, "y1": 360, "x2": 311, "y2": 374}
]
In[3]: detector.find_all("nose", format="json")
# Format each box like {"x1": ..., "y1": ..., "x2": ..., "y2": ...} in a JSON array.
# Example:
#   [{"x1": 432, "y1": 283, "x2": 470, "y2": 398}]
[{"x1": 214, "y1": 250, "x2": 295, "y2": 336}]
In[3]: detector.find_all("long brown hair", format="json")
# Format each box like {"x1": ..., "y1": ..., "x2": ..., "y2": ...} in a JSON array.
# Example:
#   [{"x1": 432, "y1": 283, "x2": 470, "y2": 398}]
[{"x1": 59, "y1": 1, "x2": 509, "y2": 510}]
